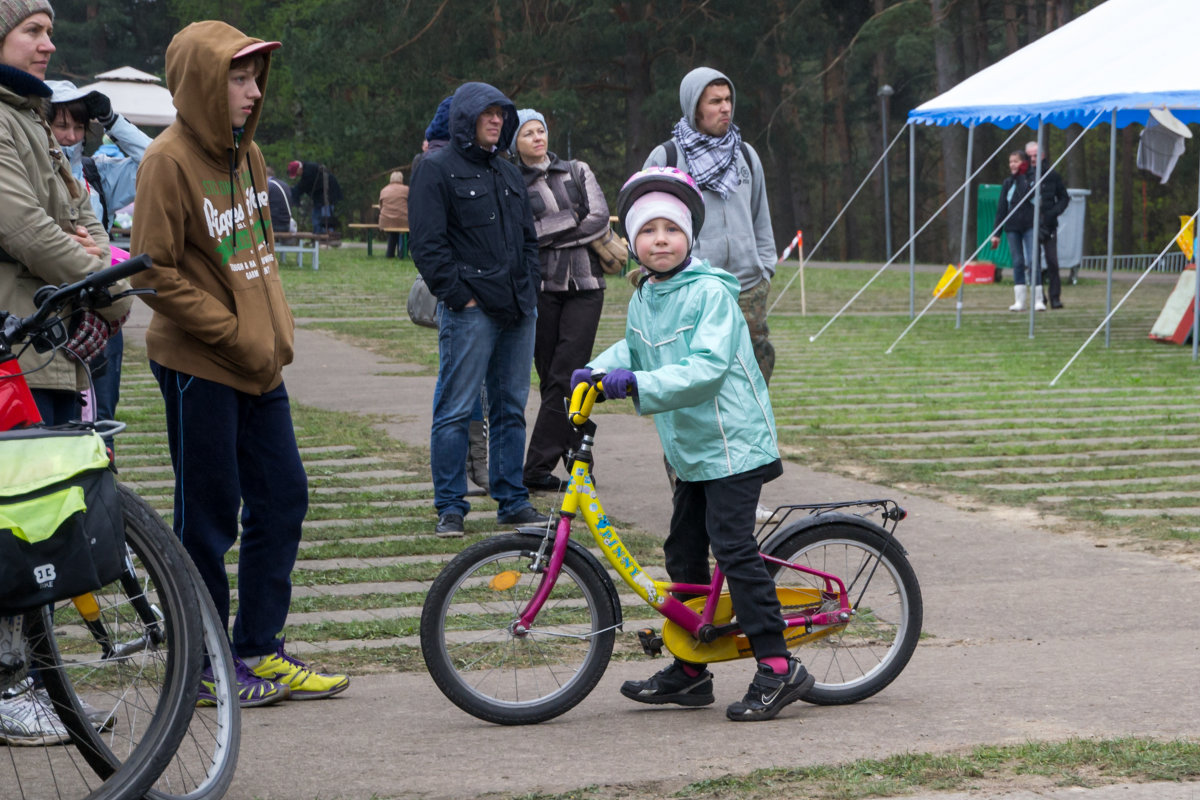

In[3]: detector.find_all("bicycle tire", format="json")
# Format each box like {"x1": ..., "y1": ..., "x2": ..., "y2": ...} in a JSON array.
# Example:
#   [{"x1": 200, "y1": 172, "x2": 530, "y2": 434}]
[
  {"x1": 764, "y1": 521, "x2": 922, "y2": 705},
  {"x1": 125, "y1": 486, "x2": 241, "y2": 800},
  {"x1": 420, "y1": 532, "x2": 616, "y2": 725},
  {"x1": 26, "y1": 483, "x2": 205, "y2": 800}
]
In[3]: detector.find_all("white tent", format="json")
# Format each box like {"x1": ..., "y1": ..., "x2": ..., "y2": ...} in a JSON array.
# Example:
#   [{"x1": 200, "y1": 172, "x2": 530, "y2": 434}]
[
  {"x1": 909, "y1": 0, "x2": 1200, "y2": 130},
  {"x1": 78, "y1": 66, "x2": 175, "y2": 128}
]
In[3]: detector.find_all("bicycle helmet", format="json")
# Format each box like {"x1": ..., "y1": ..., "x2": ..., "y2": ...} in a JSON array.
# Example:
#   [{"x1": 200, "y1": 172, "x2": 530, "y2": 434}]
[{"x1": 615, "y1": 167, "x2": 705, "y2": 267}]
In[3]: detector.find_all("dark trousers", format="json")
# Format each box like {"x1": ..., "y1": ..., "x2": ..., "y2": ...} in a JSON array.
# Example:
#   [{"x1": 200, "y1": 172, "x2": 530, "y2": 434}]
[
  {"x1": 523, "y1": 288, "x2": 604, "y2": 481},
  {"x1": 1039, "y1": 229, "x2": 1062, "y2": 304},
  {"x1": 665, "y1": 459, "x2": 787, "y2": 662},
  {"x1": 151, "y1": 362, "x2": 309, "y2": 659},
  {"x1": 31, "y1": 388, "x2": 79, "y2": 427},
  {"x1": 385, "y1": 231, "x2": 408, "y2": 259}
]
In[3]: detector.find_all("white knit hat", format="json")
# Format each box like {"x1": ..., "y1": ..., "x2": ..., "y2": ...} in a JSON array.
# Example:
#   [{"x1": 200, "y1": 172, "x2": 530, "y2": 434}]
[{"x1": 624, "y1": 191, "x2": 694, "y2": 249}]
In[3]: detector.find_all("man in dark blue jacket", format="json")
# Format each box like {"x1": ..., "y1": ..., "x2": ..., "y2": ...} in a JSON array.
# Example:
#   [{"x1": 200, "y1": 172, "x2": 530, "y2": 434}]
[
  {"x1": 1026, "y1": 141, "x2": 1070, "y2": 310},
  {"x1": 410, "y1": 81, "x2": 547, "y2": 535}
]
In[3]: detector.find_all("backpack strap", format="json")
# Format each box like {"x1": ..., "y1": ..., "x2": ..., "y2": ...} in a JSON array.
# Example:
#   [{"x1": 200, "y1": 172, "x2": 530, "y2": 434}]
[{"x1": 80, "y1": 156, "x2": 110, "y2": 231}]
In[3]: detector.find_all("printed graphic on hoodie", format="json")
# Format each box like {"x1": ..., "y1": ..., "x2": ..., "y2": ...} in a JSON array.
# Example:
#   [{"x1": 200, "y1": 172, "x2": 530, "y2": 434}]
[{"x1": 202, "y1": 168, "x2": 272, "y2": 275}]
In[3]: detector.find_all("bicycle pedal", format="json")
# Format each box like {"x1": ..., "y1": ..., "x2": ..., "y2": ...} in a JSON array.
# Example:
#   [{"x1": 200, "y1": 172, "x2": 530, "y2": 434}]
[{"x1": 637, "y1": 628, "x2": 663, "y2": 657}]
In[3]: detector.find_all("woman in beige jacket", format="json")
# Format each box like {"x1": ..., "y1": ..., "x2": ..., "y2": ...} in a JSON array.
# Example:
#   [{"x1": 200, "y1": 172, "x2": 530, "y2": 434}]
[
  {"x1": 377, "y1": 170, "x2": 409, "y2": 258},
  {"x1": 0, "y1": 0, "x2": 131, "y2": 425}
]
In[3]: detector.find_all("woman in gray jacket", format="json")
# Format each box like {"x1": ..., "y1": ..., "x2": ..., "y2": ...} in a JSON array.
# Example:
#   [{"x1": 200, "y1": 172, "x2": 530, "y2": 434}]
[{"x1": 510, "y1": 108, "x2": 612, "y2": 492}]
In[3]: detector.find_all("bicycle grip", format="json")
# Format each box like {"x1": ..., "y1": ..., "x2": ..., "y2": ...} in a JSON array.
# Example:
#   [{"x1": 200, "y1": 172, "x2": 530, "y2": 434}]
[{"x1": 83, "y1": 253, "x2": 152, "y2": 289}]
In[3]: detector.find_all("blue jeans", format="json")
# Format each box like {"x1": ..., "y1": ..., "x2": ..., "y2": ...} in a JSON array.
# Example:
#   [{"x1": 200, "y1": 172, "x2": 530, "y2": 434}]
[
  {"x1": 92, "y1": 329, "x2": 124, "y2": 447},
  {"x1": 150, "y1": 362, "x2": 308, "y2": 660},
  {"x1": 1007, "y1": 228, "x2": 1035, "y2": 285},
  {"x1": 312, "y1": 205, "x2": 336, "y2": 234},
  {"x1": 431, "y1": 305, "x2": 536, "y2": 518}
]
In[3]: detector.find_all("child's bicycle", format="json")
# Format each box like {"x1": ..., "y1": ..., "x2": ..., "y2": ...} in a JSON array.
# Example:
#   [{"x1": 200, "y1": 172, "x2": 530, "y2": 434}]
[
  {"x1": 420, "y1": 374, "x2": 923, "y2": 725},
  {"x1": 0, "y1": 257, "x2": 239, "y2": 800}
]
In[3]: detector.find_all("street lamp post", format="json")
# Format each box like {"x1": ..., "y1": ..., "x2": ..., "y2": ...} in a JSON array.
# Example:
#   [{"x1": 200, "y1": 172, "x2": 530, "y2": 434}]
[{"x1": 878, "y1": 84, "x2": 895, "y2": 261}]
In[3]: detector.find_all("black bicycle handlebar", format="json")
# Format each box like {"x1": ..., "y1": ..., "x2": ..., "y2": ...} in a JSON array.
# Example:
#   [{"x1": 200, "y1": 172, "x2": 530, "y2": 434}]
[{"x1": 2, "y1": 254, "x2": 153, "y2": 353}]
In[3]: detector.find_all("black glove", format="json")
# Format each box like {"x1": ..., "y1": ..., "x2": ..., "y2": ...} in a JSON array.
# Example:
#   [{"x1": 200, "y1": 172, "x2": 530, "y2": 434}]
[{"x1": 85, "y1": 91, "x2": 117, "y2": 128}]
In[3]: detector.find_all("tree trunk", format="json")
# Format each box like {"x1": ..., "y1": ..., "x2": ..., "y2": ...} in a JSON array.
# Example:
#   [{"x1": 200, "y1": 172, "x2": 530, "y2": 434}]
[{"x1": 931, "y1": 0, "x2": 965, "y2": 262}]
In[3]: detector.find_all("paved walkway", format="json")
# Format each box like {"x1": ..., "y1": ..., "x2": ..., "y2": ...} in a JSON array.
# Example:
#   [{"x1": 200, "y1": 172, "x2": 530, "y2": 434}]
[{"x1": 121, "y1": 305, "x2": 1200, "y2": 800}]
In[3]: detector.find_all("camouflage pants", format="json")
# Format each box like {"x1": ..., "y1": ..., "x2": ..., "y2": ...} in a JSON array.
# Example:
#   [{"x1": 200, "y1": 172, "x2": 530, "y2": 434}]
[{"x1": 738, "y1": 278, "x2": 775, "y2": 385}]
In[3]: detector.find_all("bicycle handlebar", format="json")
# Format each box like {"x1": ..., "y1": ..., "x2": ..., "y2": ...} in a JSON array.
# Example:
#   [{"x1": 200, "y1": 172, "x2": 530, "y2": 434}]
[
  {"x1": 568, "y1": 372, "x2": 609, "y2": 427},
  {"x1": 2, "y1": 253, "x2": 153, "y2": 353}
]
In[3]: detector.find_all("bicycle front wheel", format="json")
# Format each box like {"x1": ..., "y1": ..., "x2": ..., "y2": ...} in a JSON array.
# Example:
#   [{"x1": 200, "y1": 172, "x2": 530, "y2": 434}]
[
  {"x1": 420, "y1": 533, "x2": 616, "y2": 725},
  {"x1": 28, "y1": 483, "x2": 206, "y2": 800},
  {"x1": 765, "y1": 521, "x2": 922, "y2": 705}
]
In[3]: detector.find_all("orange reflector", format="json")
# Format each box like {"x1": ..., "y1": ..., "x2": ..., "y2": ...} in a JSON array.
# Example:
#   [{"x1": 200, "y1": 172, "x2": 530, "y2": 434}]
[
  {"x1": 72, "y1": 593, "x2": 101, "y2": 621},
  {"x1": 489, "y1": 571, "x2": 521, "y2": 591}
]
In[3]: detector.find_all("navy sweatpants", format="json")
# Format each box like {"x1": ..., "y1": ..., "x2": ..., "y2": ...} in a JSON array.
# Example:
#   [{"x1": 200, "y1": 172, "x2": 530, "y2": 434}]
[{"x1": 151, "y1": 362, "x2": 308, "y2": 659}]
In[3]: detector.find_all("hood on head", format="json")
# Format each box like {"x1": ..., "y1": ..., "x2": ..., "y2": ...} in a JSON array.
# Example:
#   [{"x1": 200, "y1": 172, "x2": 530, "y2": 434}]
[
  {"x1": 448, "y1": 82, "x2": 517, "y2": 156},
  {"x1": 165, "y1": 20, "x2": 274, "y2": 159},
  {"x1": 425, "y1": 95, "x2": 452, "y2": 142},
  {"x1": 679, "y1": 67, "x2": 735, "y2": 131}
]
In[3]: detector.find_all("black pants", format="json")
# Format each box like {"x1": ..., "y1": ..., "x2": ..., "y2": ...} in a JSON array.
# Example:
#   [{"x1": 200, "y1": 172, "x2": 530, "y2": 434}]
[
  {"x1": 665, "y1": 459, "x2": 787, "y2": 661},
  {"x1": 385, "y1": 231, "x2": 407, "y2": 259},
  {"x1": 523, "y1": 288, "x2": 604, "y2": 481},
  {"x1": 1039, "y1": 229, "x2": 1062, "y2": 304}
]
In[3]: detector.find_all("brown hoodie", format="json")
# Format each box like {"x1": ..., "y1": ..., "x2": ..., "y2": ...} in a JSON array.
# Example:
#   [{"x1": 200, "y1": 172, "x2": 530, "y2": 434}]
[{"x1": 131, "y1": 20, "x2": 293, "y2": 395}]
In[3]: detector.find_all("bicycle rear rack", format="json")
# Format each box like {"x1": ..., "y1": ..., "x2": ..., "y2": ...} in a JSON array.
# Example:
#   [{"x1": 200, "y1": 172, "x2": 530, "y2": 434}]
[{"x1": 754, "y1": 499, "x2": 907, "y2": 545}]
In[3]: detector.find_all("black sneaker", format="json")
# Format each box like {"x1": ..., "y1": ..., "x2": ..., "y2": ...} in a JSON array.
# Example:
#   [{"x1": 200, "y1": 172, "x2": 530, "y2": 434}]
[
  {"x1": 497, "y1": 506, "x2": 550, "y2": 525},
  {"x1": 620, "y1": 661, "x2": 715, "y2": 707},
  {"x1": 524, "y1": 474, "x2": 566, "y2": 493},
  {"x1": 435, "y1": 513, "x2": 464, "y2": 537},
  {"x1": 725, "y1": 659, "x2": 815, "y2": 722}
]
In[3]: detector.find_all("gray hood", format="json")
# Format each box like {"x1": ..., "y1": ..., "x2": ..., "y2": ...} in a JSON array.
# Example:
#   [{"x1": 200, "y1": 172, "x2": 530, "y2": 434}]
[{"x1": 679, "y1": 67, "x2": 735, "y2": 129}]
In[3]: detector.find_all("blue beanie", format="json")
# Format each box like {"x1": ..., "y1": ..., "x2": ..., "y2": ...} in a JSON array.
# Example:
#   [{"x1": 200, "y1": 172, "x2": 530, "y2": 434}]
[
  {"x1": 509, "y1": 108, "x2": 547, "y2": 154},
  {"x1": 424, "y1": 96, "x2": 452, "y2": 142}
]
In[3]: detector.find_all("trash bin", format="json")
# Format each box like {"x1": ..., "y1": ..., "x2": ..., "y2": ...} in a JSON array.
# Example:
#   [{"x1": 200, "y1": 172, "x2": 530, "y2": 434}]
[
  {"x1": 1057, "y1": 188, "x2": 1090, "y2": 283},
  {"x1": 976, "y1": 184, "x2": 1010, "y2": 276}
]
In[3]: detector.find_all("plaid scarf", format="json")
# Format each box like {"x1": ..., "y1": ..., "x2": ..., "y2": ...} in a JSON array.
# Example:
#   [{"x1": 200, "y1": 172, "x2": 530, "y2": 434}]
[{"x1": 673, "y1": 117, "x2": 742, "y2": 199}]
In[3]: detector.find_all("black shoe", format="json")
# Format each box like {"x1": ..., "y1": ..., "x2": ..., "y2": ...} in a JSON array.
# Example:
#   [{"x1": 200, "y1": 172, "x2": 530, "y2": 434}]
[
  {"x1": 725, "y1": 659, "x2": 815, "y2": 722},
  {"x1": 497, "y1": 506, "x2": 550, "y2": 525},
  {"x1": 1051, "y1": 300, "x2": 1063, "y2": 309},
  {"x1": 435, "y1": 513, "x2": 464, "y2": 537},
  {"x1": 524, "y1": 474, "x2": 566, "y2": 493},
  {"x1": 620, "y1": 661, "x2": 714, "y2": 707}
]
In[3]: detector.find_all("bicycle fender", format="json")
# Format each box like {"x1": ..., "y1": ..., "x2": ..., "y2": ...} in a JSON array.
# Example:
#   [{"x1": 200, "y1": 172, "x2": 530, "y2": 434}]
[
  {"x1": 758, "y1": 511, "x2": 908, "y2": 560},
  {"x1": 513, "y1": 527, "x2": 624, "y2": 628}
]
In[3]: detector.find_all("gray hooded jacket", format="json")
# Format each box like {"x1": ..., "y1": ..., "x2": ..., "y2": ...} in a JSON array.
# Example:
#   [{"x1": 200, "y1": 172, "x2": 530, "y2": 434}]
[{"x1": 643, "y1": 67, "x2": 776, "y2": 292}]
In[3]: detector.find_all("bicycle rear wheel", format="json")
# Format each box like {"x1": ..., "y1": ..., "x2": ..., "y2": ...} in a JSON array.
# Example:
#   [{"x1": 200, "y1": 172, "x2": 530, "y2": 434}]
[
  {"x1": 420, "y1": 532, "x2": 617, "y2": 725},
  {"x1": 122, "y1": 486, "x2": 240, "y2": 800},
  {"x1": 765, "y1": 521, "x2": 922, "y2": 705},
  {"x1": 12, "y1": 484, "x2": 205, "y2": 800}
]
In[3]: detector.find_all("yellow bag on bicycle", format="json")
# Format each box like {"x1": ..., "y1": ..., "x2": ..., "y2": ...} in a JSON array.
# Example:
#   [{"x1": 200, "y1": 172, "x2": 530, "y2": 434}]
[{"x1": 0, "y1": 429, "x2": 124, "y2": 614}]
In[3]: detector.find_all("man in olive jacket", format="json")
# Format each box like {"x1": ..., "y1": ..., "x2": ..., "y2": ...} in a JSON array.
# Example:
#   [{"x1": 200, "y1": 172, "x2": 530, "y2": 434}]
[{"x1": 409, "y1": 81, "x2": 547, "y2": 536}]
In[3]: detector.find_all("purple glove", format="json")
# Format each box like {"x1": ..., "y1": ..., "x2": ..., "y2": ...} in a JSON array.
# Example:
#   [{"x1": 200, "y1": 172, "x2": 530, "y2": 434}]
[
  {"x1": 571, "y1": 368, "x2": 593, "y2": 390},
  {"x1": 64, "y1": 310, "x2": 111, "y2": 363},
  {"x1": 602, "y1": 368, "x2": 636, "y2": 400}
]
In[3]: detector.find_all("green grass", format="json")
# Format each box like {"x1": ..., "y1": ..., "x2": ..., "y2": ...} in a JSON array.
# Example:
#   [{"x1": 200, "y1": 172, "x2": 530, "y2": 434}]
[{"x1": 491, "y1": 738, "x2": 1200, "y2": 800}]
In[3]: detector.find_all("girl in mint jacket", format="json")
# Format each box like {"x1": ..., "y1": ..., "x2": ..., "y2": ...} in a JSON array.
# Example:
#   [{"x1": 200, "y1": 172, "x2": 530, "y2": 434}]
[{"x1": 576, "y1": 168, "x2": 812, "y2": 723}]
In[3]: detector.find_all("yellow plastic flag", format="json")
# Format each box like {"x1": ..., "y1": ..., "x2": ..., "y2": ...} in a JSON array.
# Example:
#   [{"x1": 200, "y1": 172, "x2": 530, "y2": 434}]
[
  {"x1": 1177, "y1": 216, "x2": 1194, "y2": 259},
  {"x1": 932, "y1": 264, "x2": 963, "y2": 299}
]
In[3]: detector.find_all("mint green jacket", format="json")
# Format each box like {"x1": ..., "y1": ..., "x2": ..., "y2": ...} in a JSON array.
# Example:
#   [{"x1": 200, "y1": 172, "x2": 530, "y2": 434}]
[{"x1": 589, "y1": 259, "x2": 779, "y2": 482}]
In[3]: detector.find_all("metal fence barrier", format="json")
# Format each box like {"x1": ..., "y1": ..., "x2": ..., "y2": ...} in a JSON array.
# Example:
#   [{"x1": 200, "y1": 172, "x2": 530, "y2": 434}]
[{"x1": 1079, "y1": 251, "x2": 1187, "y2": 274}]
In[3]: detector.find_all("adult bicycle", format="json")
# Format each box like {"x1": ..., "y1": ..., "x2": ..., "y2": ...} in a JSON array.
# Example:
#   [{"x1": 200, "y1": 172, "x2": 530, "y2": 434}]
[
  {"x1": 420, "y1": 374, "x2": 923, "y2": 725},
  {"x1": 0, "y1": 256, "x2": 236, "y2": 799}
]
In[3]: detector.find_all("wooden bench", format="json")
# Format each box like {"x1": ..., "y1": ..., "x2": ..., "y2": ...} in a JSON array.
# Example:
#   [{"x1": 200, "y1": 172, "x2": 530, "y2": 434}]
[
  {"x1": 346, "y1": 223, "x2": 409, "y2": 257},
  {"x1": 274, "y1": 232, "x2": 328, "y2": 270}
]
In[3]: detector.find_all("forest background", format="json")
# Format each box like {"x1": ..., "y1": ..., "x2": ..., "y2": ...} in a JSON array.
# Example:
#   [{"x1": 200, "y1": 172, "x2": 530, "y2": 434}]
[{"x1": 44, "y1": 0, "x2": 1198, "y2": 265}]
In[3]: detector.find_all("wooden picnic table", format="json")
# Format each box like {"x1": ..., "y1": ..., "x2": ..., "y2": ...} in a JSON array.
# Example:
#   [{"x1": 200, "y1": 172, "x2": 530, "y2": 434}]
[
  {"x1": 346, "y1": 223, "x2": 408, "y2": 257},
  {"x1": 274, "y1": 231, "x2": 330, "y2": 270}
]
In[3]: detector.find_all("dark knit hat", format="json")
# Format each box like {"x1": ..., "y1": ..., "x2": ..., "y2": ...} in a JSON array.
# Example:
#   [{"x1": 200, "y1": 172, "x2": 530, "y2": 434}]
[
  {"x1": 0, "y1": 0, "x2": 53, "y2": 41},
  {"x1": 424, "y1": 96, "x2": 452, "y2": 142}
]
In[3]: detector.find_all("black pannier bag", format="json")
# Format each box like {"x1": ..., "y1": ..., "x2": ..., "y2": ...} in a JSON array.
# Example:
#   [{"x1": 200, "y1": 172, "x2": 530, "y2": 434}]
[{"x1": 0, "y1": 428, "x2": 125, "y2": 614}]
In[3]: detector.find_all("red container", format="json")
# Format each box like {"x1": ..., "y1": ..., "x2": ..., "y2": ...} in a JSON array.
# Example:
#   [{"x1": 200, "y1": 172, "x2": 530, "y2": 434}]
[
  {"x1": 962, "y1": 261, "x2": 996, "y2": 284},
  {"x1": 0, "y1": 358, "x2": 42, "y2": 430}
]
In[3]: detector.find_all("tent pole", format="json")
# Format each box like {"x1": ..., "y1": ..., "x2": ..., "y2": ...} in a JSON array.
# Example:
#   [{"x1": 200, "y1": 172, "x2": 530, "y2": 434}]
[
  {"x1": 1105, "y1": 111, "x2": 1116, "y2": 348},
  {"x1": 1028, "y1": 121, "x2": 1044, "y2": 338},
  {"x1": 1193, "y1": 136, "x2": 1200, "y2": 361},
  {"x1": 956, "y1": 124, "x2": 974, "y2": 330},
  {"x1": 909, "y1": 123, "x2": 916, "y2": 320}
]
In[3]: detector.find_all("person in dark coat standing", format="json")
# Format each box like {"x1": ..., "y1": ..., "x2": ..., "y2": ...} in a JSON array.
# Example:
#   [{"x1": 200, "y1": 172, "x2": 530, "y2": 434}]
[
  {"x1": 1025, "y1": 141, "x2": 1070, "y2": 310},
  {"x1": 989, "y1": 150, "x2": 1035, "y2": 312},
  {"x1": 288, "y1": 159, "x2": 342, "y2": 234},
  {"x1": 409, "y1": 81, "x2": 548, "y2": 536}
]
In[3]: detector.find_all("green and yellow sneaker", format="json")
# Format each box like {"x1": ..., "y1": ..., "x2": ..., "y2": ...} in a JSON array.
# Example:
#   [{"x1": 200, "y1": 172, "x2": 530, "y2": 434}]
[{"x1": 250, "y1": 638, "x2": 349, "y2": 700}]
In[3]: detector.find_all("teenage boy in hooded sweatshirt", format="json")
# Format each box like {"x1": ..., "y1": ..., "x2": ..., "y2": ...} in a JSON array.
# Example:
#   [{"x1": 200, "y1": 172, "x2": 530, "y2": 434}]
[{"x1": 131, "y1": 20, "x2": 349, "y2": 707}]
